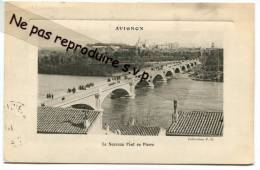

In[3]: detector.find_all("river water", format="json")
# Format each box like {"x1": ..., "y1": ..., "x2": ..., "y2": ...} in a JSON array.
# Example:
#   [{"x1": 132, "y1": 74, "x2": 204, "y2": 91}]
[{"x1": 39, "y1": 74, "x2": 223, "y2": 129}]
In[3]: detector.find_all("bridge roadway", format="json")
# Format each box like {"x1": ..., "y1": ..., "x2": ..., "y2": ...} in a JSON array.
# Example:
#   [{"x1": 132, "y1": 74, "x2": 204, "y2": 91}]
[
  {"x1": 40, "y1": 59, "x2": 199, "y2": 110},
  {"x1": 40, "y1": 80, "x2": 131, "y2": 107}
]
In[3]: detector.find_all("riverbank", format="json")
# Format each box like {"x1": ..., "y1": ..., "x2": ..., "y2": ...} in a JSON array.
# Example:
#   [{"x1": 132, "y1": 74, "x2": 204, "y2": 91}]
[
  {"x1": 189, "y1": 48, "x2": 223, "y2": 82},
  {"x1": 188, "y1": 66, "x2": 223, "y2": 82},
  {"x1": 189, "y1": 68, "x2": 223, "y2": 82}
]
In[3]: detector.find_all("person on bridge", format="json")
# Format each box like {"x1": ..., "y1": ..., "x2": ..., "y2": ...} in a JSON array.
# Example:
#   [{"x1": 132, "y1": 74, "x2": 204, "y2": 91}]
[{"x1": 72, "y1": 88, "x2": 76, "y2": 94}]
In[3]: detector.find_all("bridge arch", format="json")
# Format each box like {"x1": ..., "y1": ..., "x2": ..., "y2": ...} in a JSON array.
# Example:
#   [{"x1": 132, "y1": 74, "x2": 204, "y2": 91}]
[
  {"x1": 110, "y1": 88, "x2": 130, "y2": 98},
  {"x1": 186, "y1": 64, "x2": 190, "y2": 69},
  {"x1": 135, "y1": 79, "x2": 150, "y2": 88},
  {"x1": 181, "y1": 65, "x2": 186, "y2": 72},
  {"x1": 151, "y1": 73, "x2": 166, "y2": 84},
  {"x1": 71, "y1": 104, "x2": 95, "y2": 110},
  {"x1": 100, "y1": 85, "x2": 134, "y2": 109},
  {"x1": 56, "y1": 94, "x2": 98, "y2": 111},
  {"x1": 135, "y1": 71, "x2": 166, "y2": 89},
  {"x1": 54, "y1": 82, "x2": 135, "y2": 111},
  {"x1": 174, "y1": 68, "x2": 181, "y2": 73},
  {"x1": 165, "y1": 70, "x2": 174, "y2": 77}
]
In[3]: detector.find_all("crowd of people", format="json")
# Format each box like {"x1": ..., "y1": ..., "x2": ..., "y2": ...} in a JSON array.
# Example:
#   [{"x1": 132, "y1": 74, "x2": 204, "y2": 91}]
[
  {"x1": 46, "y1": 93, "x2": 54, "y2": 99},
  {"x1": 78, "y1": 83, "x2": 95, "y2": 90}
]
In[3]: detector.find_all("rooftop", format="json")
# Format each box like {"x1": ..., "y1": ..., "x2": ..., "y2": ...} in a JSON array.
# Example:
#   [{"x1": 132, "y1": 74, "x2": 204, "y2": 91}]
[
  {"x1": 166, "y1": 111, "x2": 223, "y2": 136},
  {"x1": 37, "y1": 106, "x2": 100, "y2": 134},
  {"x1": 107, "y1": 123, "x2": 161, "y2": 136}
]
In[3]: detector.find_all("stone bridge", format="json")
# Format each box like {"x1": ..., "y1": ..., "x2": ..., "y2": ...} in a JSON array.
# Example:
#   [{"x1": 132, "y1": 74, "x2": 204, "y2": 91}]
[
  {"x1": 135, "y1": 59, "x2": 199, "y2": 88},
  {"x1": 40, "y1": 59, "x2": 199, "y2": 110}
]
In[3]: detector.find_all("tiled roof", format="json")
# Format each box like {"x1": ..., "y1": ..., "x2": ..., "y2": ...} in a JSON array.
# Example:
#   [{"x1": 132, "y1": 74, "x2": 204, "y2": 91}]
[
  {"x1": 107, "y1": 123, "x2": 161, "y2": 136},
  {"x1": 37, "y1": 106, "x2": 100, "y2": 134},
  {"x1": 166, "y1": 111, "x2": 223, "y2": 136}
]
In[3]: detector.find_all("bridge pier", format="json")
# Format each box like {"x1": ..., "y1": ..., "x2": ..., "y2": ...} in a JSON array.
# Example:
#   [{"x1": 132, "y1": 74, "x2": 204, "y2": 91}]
[
  {"x1": 128, "y1": 93, "x2": 135, "y2": 99},
  {"x1": 148, "y1": 83, "x2": 154, "y2": 89},
  {"x1": 162, "y1": 77, "x2": 167, "y2": 82},
  {"x1": 95, "y1": 89, "x2": 102, "y2": 111},
  {"x1": 128, "y1": 79, "x2": 136, "y2": 99}
]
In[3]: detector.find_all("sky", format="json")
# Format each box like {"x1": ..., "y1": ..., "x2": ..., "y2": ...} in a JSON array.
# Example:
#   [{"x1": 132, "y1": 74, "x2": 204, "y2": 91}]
[{"x1": 33, "y1": 19, "x2": 232, "y2": 48}]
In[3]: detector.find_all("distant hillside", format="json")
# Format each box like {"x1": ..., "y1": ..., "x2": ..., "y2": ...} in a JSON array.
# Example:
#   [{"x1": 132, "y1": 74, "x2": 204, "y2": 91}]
[{"x1": 38, "y1": 45, "x2": 200, "y2": 76}]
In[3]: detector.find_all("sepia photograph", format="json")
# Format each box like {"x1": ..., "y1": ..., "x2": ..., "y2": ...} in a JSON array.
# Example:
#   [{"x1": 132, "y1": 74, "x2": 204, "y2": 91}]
[{"x1": 37, "y1": 21, "x2": 224, "y2": 136}]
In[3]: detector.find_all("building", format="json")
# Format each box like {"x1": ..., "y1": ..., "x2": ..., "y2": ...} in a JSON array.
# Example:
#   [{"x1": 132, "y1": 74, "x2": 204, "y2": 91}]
[
  {"x1": 37, "y1": 106, "x2": 163, "y2": 136},
  {"x1": 166, "y1": 111, "x2": 223, "y2": 136},
  {"x1": 37, "y1": 106, "x2": 102, "y2": 134},
  {"x1": 105, "y1": 122, "x2": 163, "y2": 136}
]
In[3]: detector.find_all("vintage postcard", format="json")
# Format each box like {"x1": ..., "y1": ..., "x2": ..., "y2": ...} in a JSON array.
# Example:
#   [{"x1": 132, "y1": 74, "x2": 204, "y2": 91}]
[{"x1": 3, "y1": 2, "x2": 254, "y2": 164}]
